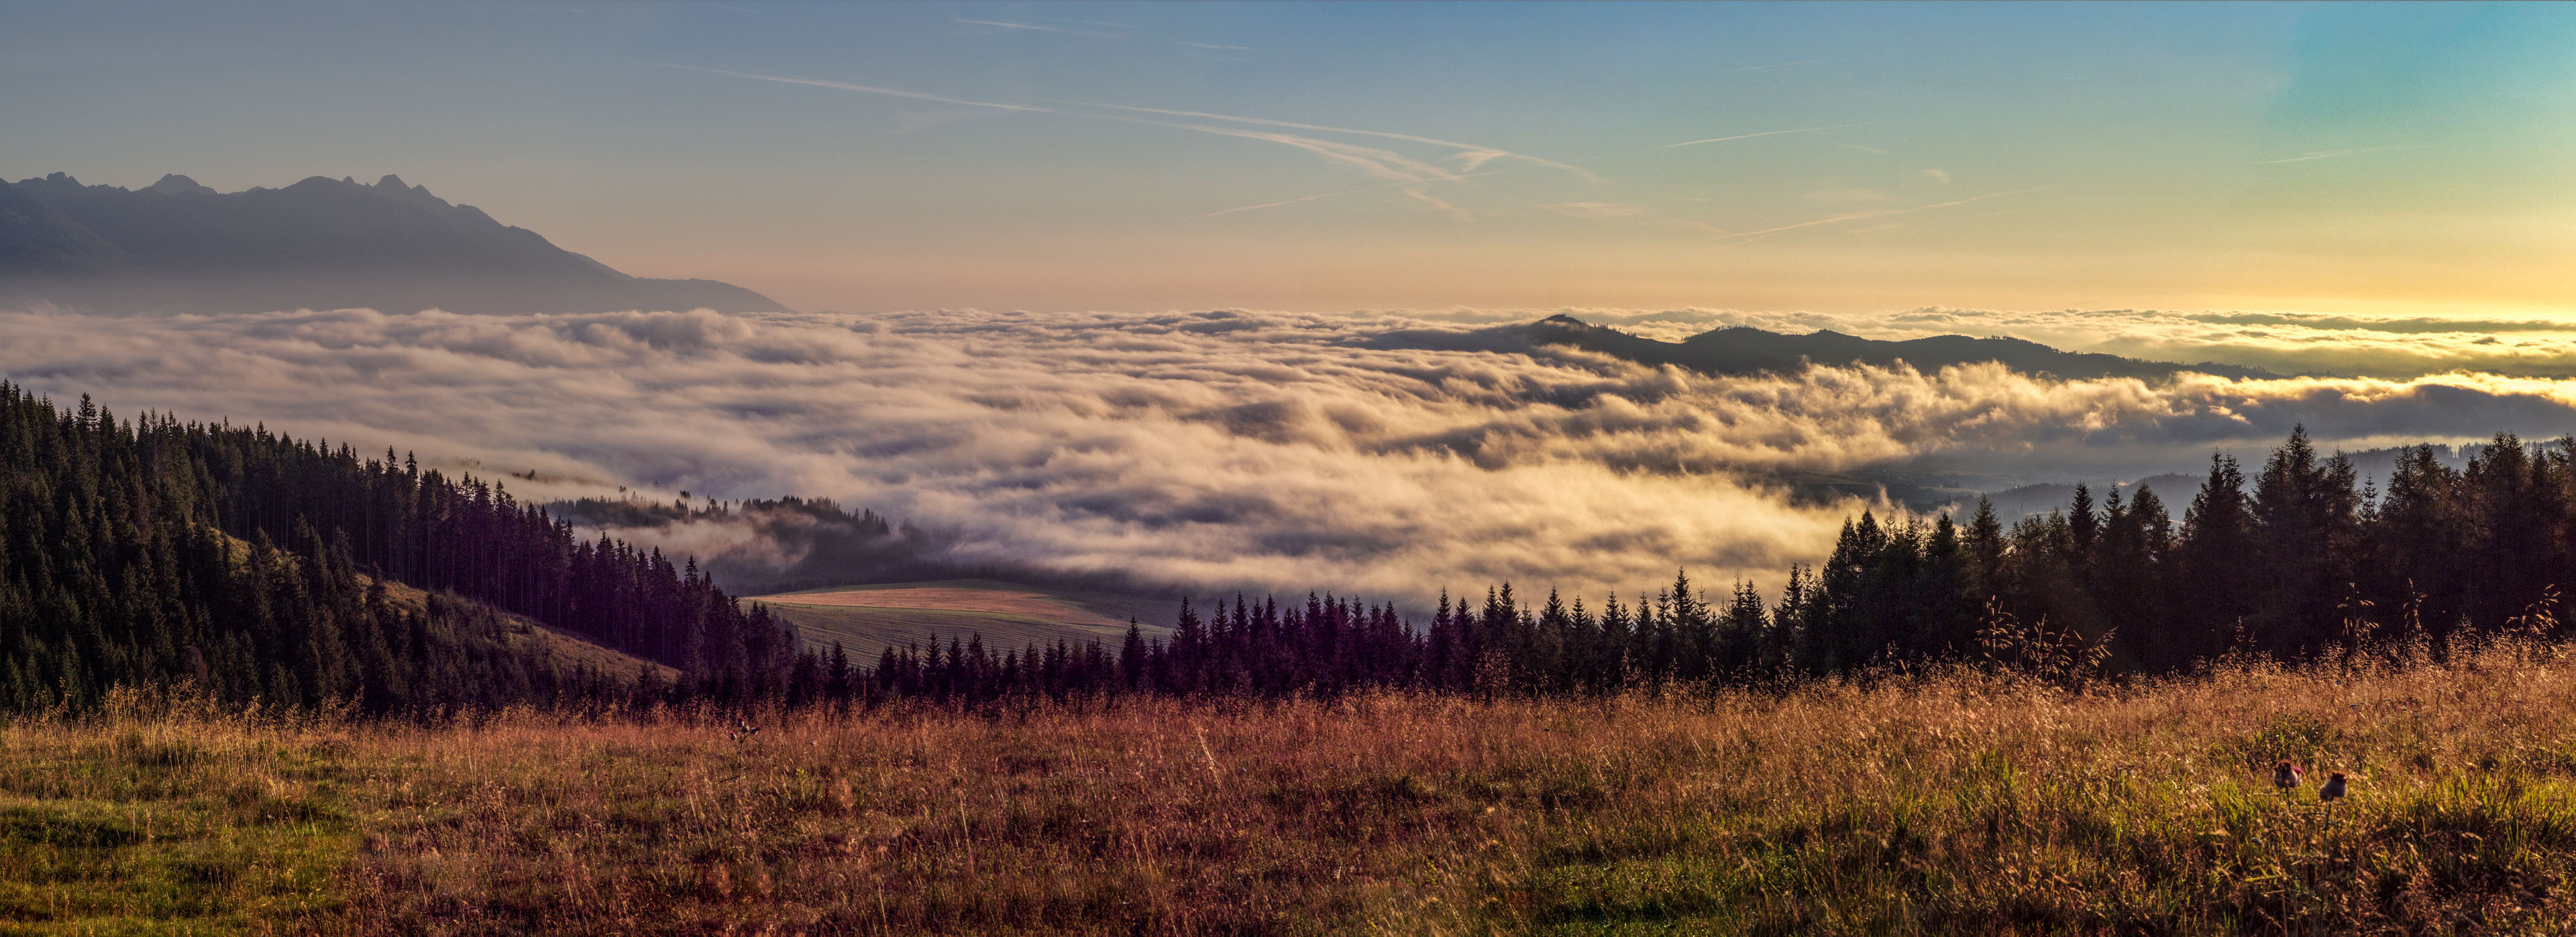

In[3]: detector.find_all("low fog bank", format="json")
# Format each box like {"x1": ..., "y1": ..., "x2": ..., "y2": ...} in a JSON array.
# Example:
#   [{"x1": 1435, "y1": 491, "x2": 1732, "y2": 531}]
[
  {"x1": 541, "y1": 494, "x2": 1169, "y2": 598},
  {"x1": 7, "y1": 305, "x2": 2576, "y2": 604}
]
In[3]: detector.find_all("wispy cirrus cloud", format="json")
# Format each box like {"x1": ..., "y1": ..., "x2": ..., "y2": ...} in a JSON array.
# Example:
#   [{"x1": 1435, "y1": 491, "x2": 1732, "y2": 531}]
[
  {"x1": 1709, "y1": 184, "x2": 2059, "y2": 248},
  {"x1": 658, "y1": 64, "x2": 1044, "y2": 113},
  {"x1": 1057, "y1": 101, "x2": 1599, "y2": 180},
  {"x1": 1729, "y1": 59, "x2": 1826, "y2": 73},
  {"x1": 953, "y1": 17, "x2": 1122, "y2": 38},
  {"x1": 2254, "y1": 145, "x2": 2419, "y2": 165},
  {"x1": 1182, "y1": 125, "x2": 1466, "y2": 186},
  {"x1": 1200, "y1": 166, "x2": 1540, "y2": 217},
  {"x1": 667, "y1": 64, "x2": 1592, "y2": 217},
  {"x1": 1544, "y1": 201, "x2": 1648, "y2": 219},
  {"x1": 1658, "y1": 122, "x2": 1876, "y2": 150}
]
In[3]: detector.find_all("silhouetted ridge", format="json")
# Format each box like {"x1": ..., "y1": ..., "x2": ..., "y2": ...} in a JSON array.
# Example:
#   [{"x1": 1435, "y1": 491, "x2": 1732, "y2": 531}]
[
  {"x1": 140, "y1": 174, "x2": 216, "y2": 197},
  {"x1": 0, "y1": 172, "x2": 791, "y2": 315},
  {"x1": 1505, "y1": 315, "x2": 2277, "y2": 381}
]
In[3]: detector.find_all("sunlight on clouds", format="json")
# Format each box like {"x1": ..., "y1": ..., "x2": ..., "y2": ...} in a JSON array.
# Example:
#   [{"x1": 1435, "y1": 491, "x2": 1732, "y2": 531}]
[{"x1": 9, "y1": 306, "x2": 2576, "y2": 603}]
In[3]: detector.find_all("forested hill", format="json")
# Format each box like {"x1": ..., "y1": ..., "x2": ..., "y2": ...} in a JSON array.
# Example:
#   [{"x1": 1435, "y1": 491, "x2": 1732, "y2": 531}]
[
  {"x1": 0, "y1": 383, "x2": 798, "y2": 712},
  {"x1": 1486, "y1": 315, "x2": 2279, "y2": 381},
  {"x1": 13, "y1": 379, "x2": 2576, "y2": 714}
]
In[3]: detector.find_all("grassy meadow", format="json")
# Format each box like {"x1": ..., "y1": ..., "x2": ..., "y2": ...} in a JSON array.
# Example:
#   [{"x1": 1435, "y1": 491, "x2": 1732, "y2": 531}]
[{"x1": 9, "y1": 639, "x2": 2576, "y2": 935}]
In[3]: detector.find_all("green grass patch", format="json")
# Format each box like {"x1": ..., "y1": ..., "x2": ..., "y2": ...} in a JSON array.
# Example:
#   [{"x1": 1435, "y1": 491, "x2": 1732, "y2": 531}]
[{"x1": 0, "y1": 722, "x2": 355, "y2": 936}]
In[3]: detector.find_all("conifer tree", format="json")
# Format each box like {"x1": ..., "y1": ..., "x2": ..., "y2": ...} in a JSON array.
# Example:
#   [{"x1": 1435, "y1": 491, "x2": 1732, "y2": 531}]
[{"x1": 2179, "y1": 453, "x2": 2259, "y2": 659}]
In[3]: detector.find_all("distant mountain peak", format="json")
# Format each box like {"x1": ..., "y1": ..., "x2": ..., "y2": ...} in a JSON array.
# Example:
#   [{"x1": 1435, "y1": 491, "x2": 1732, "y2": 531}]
[
  {"x1": 142, "y1": 174, "x2": 215, "y2": 196},
  {"x1": 0, "y1": 170, "x2": 792, "y2": 315},
  {"x1": 372, "y1": 174, "x2": 433, "y2": 200},
  {"x1": 357, "y1": 173, "x2": 455, "y2": 216}
]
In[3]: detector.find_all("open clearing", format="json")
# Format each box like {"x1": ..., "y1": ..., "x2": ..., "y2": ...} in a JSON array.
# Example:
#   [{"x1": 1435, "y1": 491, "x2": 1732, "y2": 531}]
[{"x1": 750, "y1": 580, "x2": 1181, "y2": 659}]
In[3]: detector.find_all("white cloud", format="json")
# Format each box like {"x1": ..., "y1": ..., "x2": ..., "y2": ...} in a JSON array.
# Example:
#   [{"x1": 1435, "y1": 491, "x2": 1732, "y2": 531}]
[{"x1": 7, "y1": 306, "x2": 2576, "y2": 605}]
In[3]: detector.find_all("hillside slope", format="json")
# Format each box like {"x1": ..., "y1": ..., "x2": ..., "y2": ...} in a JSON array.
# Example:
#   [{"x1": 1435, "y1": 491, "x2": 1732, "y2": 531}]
[
  {"x1": 366, "y1": 576, "x2": 678, "y2": 684},
  {"x1": 0, "y1": 383, "x2": 795, "y2": 713},
  {"x1": 751, "y1": 579, "x2": 1179, "y2": 659}
]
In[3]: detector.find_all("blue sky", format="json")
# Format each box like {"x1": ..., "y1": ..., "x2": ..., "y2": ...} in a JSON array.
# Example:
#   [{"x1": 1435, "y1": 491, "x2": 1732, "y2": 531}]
[{"x1": 4, "y1": 1, "x2": 2569, "y2": 318}]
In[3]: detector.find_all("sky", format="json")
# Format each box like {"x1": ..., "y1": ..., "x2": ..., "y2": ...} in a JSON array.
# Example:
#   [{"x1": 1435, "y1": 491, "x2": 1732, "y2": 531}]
[
  {"x1": 5, "y1": 1, "x2": 2571, "y2": 319},
  {"x1": 8, "y1": 1, "x2": 2576, "y2": 599}
]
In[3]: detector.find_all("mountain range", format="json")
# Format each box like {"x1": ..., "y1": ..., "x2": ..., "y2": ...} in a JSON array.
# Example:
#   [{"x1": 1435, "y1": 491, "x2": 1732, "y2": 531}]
[{"x1": 0, "y1": 172, "x2": 788, "y2": 315}]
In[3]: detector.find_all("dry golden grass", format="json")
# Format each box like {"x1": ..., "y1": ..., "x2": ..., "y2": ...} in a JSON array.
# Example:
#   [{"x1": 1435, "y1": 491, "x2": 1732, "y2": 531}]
[{"x1": 14, "y1": 639, "x2": 2576, "y2": 934}]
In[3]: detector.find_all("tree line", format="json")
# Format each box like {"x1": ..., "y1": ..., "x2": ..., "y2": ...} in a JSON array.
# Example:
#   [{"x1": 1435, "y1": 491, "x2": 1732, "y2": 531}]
[
  {"x1": 1792, "y1": 427, "x2": 2576, "y2": 677},
  {"x1": 0, "y1": 383, "x2": 794, "y2": 712},
  {"x1": 828, "y1": 425, "x2": 2576, "y2": 704},
  {"x1": 11, "y1": 378, "x2": 2576, "y2": 714}
]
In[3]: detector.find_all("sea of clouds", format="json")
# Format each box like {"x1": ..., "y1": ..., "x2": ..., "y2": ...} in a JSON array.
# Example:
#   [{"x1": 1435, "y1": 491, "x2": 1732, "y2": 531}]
[{"x1": 5, "y1": 306, "x2": 2575, "y2": 604}]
